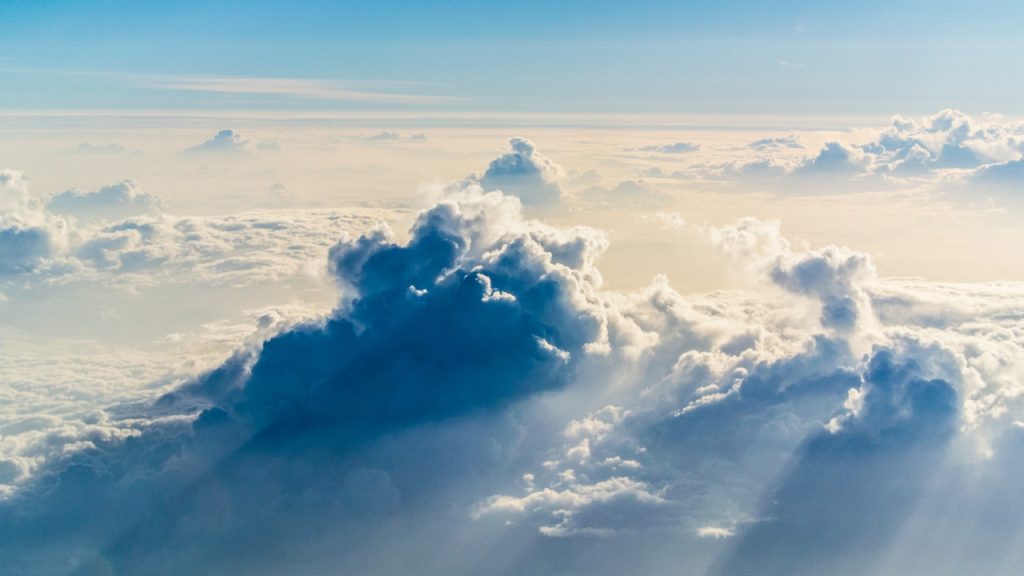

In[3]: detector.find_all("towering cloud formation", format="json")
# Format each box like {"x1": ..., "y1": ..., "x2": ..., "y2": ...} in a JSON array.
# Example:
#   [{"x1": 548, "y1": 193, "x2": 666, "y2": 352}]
[
  {"x1": 479, "y1": 138, "x2": 563, "y2": 205},
  {"x1": 1, "y1": 166, "x2": 1023, "y2": 575}
]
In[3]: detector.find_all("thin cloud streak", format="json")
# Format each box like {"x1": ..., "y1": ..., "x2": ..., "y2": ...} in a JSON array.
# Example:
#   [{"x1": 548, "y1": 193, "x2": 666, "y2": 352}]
[{"x1": 147, "y1": 74, "x2": 468, "y2": 105}]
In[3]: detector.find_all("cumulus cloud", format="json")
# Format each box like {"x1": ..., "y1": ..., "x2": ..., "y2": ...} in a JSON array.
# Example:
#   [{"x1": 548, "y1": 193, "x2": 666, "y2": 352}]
[
  {"x1": 188, "y1": 129, "x2": 250, "y2": 153},
  {"x1": 0, "y1": 169, "x2": 69, "y2": 274},
  {"x1": 48, "y1": 180, "x2": 162, "y2": 221},
  {"x1": 2, "y1": 174, "x2": 1024, "y2": 575},
  {"x1": 478, "y1": 137, "x2": 562, "y2": 205},
  {"x1": 793, "y1": 141, "x2": 872, "y2": 176},
  {"x1": 711, "y1": 348, "x2": 958, "y2": 576},
  {"x1": 0, "y1": 171, "x2": 402, "y2": 291},
  {"x1": 0, "y1": 187, "x2": 621, "y2": 573},
  {"x1": 708, "y1": 110, "x2": 1024, "y2": 190},
  {"x1": 187, "y1": 129, "x2": 278, "y2": 154}
]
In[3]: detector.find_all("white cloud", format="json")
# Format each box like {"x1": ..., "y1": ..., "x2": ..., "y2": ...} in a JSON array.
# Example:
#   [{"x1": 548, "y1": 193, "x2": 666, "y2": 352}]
[
  {"x1": 48, "y1": 180, "x2": 161, "y2": 221},
  {"x1": 478, "y1": 137, "x2": 563, "y2": 205},
  {"x1": 187, "y1": 129, "x2": 250, "y2": 153},
  {"x1": 148, "y1": 74, "x2": 464, "y2": 105}
]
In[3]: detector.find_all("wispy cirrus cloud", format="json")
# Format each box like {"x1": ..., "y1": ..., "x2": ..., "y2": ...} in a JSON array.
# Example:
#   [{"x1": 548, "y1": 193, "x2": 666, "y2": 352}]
[{"x1": 145, "y1": 74, "x2": 466, "y2": 105}]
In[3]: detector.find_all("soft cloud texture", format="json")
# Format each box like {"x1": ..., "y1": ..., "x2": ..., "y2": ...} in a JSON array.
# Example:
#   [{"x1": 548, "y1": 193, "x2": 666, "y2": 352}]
[
  {"x1": 0, "y1": 169, "x2": 69, "y2": 274},
  {"x1": 48, "y1": 180, "x2": 162, "y2": 221},
  {"x1": 637, "y1": 142, "x2": 700, "y2": 154},
  {"x1": 2, "y1": 134, "x2": 1024, "y2": 575},
  {"x1": 478, "y1": 137, "x2": 563, "y2": 205}
]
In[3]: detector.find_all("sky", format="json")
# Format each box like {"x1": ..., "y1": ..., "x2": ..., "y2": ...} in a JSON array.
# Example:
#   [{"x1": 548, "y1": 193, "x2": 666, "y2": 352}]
[
  {"x1": 2, "y1": 2, "x2": 1024, "y2": 576},
  {"x1": 4, "y1": 0, "x2": 1024, "y2": 114}
]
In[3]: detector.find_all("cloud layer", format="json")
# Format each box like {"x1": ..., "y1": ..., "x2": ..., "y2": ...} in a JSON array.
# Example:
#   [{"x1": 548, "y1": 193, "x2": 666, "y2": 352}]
[{"x1": 2, "y1": 127, "x2": 1024, "y2": 574}]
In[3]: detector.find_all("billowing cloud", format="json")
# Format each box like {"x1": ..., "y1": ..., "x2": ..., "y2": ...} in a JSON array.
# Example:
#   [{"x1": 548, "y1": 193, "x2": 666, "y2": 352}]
[
  {"x1": 478, "y1": 137, "x2": 562, "y2": 205},
  {"x1": 48, "y1": 180, "x2": 162, "y2": 221},
  {"x1": 793, "y1": 141, "x2": 872, "y2": 176},
  {"x1": 0, "y1": 169, "x2": 69, "y2": 274},
  {"x1": 1, "y1": 174, "x2": 1023, "y2": 575},
  {"x1": 707, "y1": 110, "x2": 1024, "y2": 190}
]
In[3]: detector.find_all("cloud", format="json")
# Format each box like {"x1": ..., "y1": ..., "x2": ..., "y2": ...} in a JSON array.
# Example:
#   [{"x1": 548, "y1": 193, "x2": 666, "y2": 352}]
[
  {"x1": 708, "y1": 110, "x2": 1024, "y2": 189},
  {"x1": 793, "y1": 141, "x2": 872, "y2": 176},
  {"x1": 971, "y1": 157, "x2": 1024, "y2": 185},
  {"x1": 71, "y1": 143, "x2": 131, "y2": 155},
  {"x1": 0, "y1": 172, "x2": 398, "y2": 288},
  {"x1": 0, "y1": 169, "x2": 69, "y2": 274},
  {"x1": 711, "y1": 348, "x2": 958, "y2": 576},
  {"x1": 147, "y1": 74, "x2": 464, "y2": 105},
  {"x1": 2, "y1": 171, "x2": 1024, "y2": 575},
  {"x1": 748, "y1": 135, "x2": 803, "y2": 151},
  {"x1": 636, "y1": 142, "x2": 700, "y2": 154},
  {"x1": 48, "y1": 180, "x2": 162, "y2": 221},
  {"x1": 187, "y1": 129, "x2": 250, "y2": 153},
  {"x1": 580, "y1": 179, "x2": 667, "y2": 206},
  {"x1": 478, "y1": 138, "x2": 562, "y2": 205},
  {"x1": 0, "y1": 188, "x2": 620, "y2": 573},
  {"x1": 366, "y1": 131, "x2": 429, "y2": 143},
  {"x1": 368, "y1": 131, "x2": 401, "y2": 141}
]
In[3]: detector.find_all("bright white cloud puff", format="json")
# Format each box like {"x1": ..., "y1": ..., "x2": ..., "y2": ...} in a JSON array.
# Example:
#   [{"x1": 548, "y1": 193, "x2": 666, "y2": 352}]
[{"x1": 478, "y1": 137, "x2": 563, "y2": 205}]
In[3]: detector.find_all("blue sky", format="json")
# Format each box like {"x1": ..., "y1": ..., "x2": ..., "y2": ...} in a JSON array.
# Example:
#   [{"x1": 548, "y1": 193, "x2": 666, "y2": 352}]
[{"x1": 4, "y1": 0, "x2": 1024, "y2": 114}]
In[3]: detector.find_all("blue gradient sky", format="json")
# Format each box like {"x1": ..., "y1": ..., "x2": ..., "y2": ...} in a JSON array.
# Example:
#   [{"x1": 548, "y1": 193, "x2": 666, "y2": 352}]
[{"x1": 4, "y1": 0, "x2": 1023, "y2": 114}]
